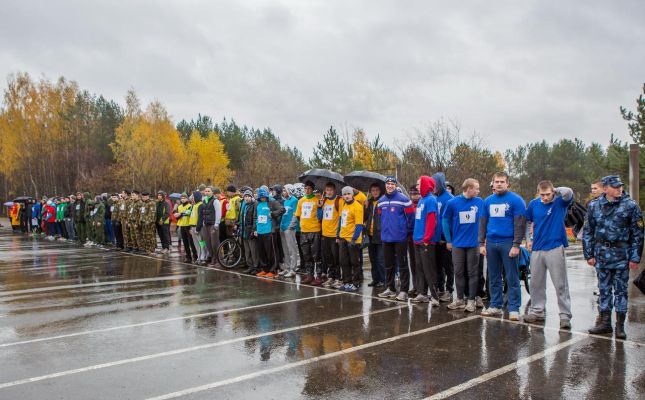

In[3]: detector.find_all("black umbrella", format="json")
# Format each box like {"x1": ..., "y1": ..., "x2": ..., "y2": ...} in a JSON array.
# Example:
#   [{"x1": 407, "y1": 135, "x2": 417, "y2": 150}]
[
  {"x1": 13, "y1": 196, "x2": 34, "y2": 202},
  {"x1": 298, "y1": 169, "x2": 345, "y2": 192},
  {"x1": 344, "y1": 170, "x2": 387, "y2": 192}
]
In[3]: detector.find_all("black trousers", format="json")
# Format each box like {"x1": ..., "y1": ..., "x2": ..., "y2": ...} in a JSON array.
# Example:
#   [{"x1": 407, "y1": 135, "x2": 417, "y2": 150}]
[
  {"x1": 257, "y1": 233, "x2": 277, "y2": 272},
  {"x1": 180, "y1": 226, "x2": 196, "y2": 260},
  {"x1": 156, "y1": 224, "x2": 171, "y2": 249},
  {"x1": 384, "y1": 241, "x2": 409, "y2": 292},
  {"x1": 339, "y1": 239, "x2": 361, "y2": 285},
  {"x1": 414, "y1": 244, "x2": 438, "y2": 298},
  {"x1": 321, "y1": 236, "x2": 340, "y2": 280},
  {"x1": 301, "y1": 232, "x2": 322, "y2": 276},
  {"x1": 114, "y1": 221, "x2": 124, "y2": 248},
  {"x1": 453, "y1": 247, "x2": 480, "y2": 300},
  {"x1": 436, "y1": 243, "x2": 454, "y2": 293},
  {"x1": 407, "y1": 239, "x2": 416, "y2": 290}
]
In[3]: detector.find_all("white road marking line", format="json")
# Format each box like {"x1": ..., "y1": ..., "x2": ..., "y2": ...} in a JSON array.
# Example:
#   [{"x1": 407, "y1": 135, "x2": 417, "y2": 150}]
[
  {"x1": 144, "y1": 316, "x2": 481, "y2": 400},
  {"x1": 0, "y1": 303, "x2": 415, "y2": 389},
  {"x1": 0, "y1": 293, "x2": 343, "y2": 347},
  {"x1": 0, "y1": 275, "x2": 196, "y2": 296},
  {"x1": 483, "y1": 315, "x2": 645, "y2": 347},
  {"x1": 425, "y1": 336, "x2": 587, "y2": 399}
]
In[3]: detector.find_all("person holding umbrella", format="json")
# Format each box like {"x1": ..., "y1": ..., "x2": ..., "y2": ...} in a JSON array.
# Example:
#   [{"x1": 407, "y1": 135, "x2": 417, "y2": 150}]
[
  {"x1": 320, "y1": 182, "x2": 343, "y2": 288},
  {"x1": 376, "y1": 176, "x2": 415, "y2": 301},
  {"x1": 365, "y1": 183, "x2": 385, "y2": 288},
  {"x1": 295, "y1": 180, "x2": 323, "y2": 285}
]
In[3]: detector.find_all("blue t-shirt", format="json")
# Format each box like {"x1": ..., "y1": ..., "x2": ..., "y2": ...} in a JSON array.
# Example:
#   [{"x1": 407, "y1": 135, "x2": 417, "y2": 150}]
[
  {"x1": 413, "y1": 194, "x2": 438, "y2": 243},
  {"x1": 280, "y1": 196, "x2": 298, "y2": 231},
  {"x1": 443, "y1": 195, "x2": 484, "y2": 248},
  {"x1": 256, "y1": 201, "x2": 273, "y2": 235},
  {"x1": 482, "y1": 191, "x2": 526, "y2": 243},
  {"x1": 436, "y1": 191, "x2": 454, "y2": 240},
  {"x1": 526, "y1": 195, "x2": 572, "y2": 251}
]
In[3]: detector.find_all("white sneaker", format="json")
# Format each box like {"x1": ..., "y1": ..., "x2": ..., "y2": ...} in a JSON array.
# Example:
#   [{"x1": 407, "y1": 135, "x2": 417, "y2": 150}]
[
  {"x1": 509, "y1": 311, "x2": 520, "y2": 321},
  {"x1": 278, "y1": 270, "x2": 288, "y2": 277},
  {"x1": 465, "y1": 300, "x2": 476, "y2": 312},
  {"x1": 430, "y1": 298, "x2": 440, "y2": 307},
  {"x1": 377, "y1": 288, "x2": 396, "y2": 298},
  {"x1": 439, "y1": 292, "x2": 453, "y2": 302},
  {"x1": 322, "y1": 278, "x2": 334, "y2": 287},
  {"x1": 481, "y1": 307, "x2": 503, "y2": 316},
  {"x1": 410, "y1": 294, "x2": 429, "y2": 303},
  {"x1": 395, "y1": 292, "x2": 408, "y2": 302},
  {"x1": 447, "y1": 299, "x2": 466, "y2": 310},
  {"x1": 283, "y1": 271, "x2": 295, "y2": 278}
]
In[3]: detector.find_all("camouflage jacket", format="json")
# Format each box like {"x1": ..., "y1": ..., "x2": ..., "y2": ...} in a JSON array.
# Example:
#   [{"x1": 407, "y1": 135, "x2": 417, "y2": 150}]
[
  {"x1": 139, "y1": 199, "x2": 156, "y2": 226},
  {"x1": 128, "y1": 199, "x2": 141, "y2": 225},
  {"x1": 92, "y1": 201, "x2": 106, "y2": 224},
  {"x1": 583, "y1": 192, "x2": 644, "y2": 269}
]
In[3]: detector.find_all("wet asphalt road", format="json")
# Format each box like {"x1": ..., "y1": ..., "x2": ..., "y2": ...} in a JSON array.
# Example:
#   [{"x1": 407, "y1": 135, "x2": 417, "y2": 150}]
[{"x1": 0, "y1": 227, "x2": 643, "y2": 399}]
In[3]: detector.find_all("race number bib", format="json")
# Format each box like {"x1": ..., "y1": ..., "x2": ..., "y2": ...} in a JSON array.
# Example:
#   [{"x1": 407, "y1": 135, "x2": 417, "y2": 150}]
[
  {"x1": 257, "y1": 215, "x2": 268, "y2": 224},
  {"x1": 110, "y1": 206, "x2": 115, "y2": 212},
  {"x1": 140, "y1": 207, "x2": 146, "y2": 214},
  {"x1": 91, "y1": 210, "x2": 97, "y2": 216},
  {"x1": 120, "y1": 204, "x2": 125, "y2": 211},
  {"x1": 323, "y1": 204, "x2": 334, "y2": 220},
  {"x1": 459, "y1": 210, "x2": 476, "y2": 224},
  {"x1": 129, "y1": 208, "x2": 134, "y2": 214},
  {"x1": 490, "y1": 204, "x2": 507, "y2": 217},
  {"x1": 75, "y1": 205, "x2": 80, "y2": 211},
  {"x1": 302, "y1": 202, "x2": 314, "y2": 218},
  {"x1": 340, "y1": 210, "x2": 349, "y2": 227},
  {"x1": 415, "y1": 204, "x2": 424, "y2": 220}
]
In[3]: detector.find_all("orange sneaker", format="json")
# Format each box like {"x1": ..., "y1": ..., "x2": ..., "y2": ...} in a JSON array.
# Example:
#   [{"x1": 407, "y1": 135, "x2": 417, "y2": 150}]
[
  {"x1": 264, "y1": 272, "x2": 276, "y2": 278},
  {"x1": 256, "y1": 271, "x2": 267, "y2": 277}
]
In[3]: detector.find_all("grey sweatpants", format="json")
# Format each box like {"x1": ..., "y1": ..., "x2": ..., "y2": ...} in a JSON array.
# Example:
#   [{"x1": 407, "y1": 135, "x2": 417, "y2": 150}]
[
  {"x1": 529, "y1": 245, "x2": 572, "y2": 320},
  {"x1": 281, "y1": 230, "x2": 299, "y2": 272}
]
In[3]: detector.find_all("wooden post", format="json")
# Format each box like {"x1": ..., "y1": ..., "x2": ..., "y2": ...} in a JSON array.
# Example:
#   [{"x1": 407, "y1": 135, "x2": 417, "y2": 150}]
[{"x1": 629, "y1": 144, "x2": 639, "y2": 202}]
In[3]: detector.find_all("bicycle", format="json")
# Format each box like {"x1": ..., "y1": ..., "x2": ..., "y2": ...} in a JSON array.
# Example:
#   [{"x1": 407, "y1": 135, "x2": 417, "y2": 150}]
[{"x1": 217, "y1": 230, "x2": 243, "y2": 268}]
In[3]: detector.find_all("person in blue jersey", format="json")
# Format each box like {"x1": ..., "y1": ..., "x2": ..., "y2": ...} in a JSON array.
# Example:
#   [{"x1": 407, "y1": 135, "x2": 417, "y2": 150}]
[
  {"x1": 376, "y1": 176, "x2": 415, "y2": 301},
  {"x1": 524, "y1": 180, "x2": 574, "y2": 329},
  {"x1": 478, "y1": 172, "x2": 527, "y2": 320},
  {"x1": 432, "y1": 172, "x2": 455, "y2": 302},
  {"x1": 279, "y1": 185, "x2": 300, "y2": 278},
  {"x1": 253, "y1": 187, "x2": 285, "y2": 278},
  {"x1": 443, "y1": 178, "x2": 484, "y2": 312},
  {"x1": 410, "y1": 176, "x2": 440, "y2": 305}
]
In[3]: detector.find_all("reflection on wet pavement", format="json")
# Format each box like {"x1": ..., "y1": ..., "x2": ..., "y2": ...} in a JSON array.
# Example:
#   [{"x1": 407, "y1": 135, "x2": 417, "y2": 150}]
[{"x1": 0, "y1": 230, "x2": 643, "y2": 399}]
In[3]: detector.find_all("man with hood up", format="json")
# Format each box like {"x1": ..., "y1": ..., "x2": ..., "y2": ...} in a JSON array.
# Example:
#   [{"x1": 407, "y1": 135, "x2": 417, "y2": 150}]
[
  {"x1": 240, "y1": 188, "x2": 260, "y2": 274},
  {"x1": 254, "y1": 187, "x2": 286, "y2": 278},
  {"x1": 410, "y1": 176, "x2": 440, "y2": 304},
  {"x1": 271, "y1": 184, "x2": 286, "y2": 266},
  {"x1": 376, "y1": 176, "x2": 415, "y2": 302},
  {"x1": 432, "y1": 172, "x2": 455, "y2": 302},
  {"x1": 407, "y1": 185, "x2": 421, "y2": 297}
]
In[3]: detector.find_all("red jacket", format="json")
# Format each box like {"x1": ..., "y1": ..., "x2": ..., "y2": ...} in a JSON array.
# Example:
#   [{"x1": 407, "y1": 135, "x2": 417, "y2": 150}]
[{"x1": 44, "y1": 204, "x2": 57, "y2": 223}]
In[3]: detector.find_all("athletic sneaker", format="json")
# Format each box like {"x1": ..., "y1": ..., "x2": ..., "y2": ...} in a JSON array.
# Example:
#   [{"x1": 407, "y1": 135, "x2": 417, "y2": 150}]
[
  {"x1": 278, "y1": 270, "x2": 288, "y2": 277},
  {"x1": 395, "y1": 292, "x2": 408, "y2": 302},
  {"x1": 464, "y1": 300, "x2": 476, "y2": 312},
  {"x1": 410, "y1": 294, "x2": 429, "y2": 303},
  {"x1": 475, "y1": 296, "x2": 485, "y2": 308},
  {"x1": 332, "y1": 280, "x2": 344, "y2": 289},
  {"x1": 560, "y1": 319, "x2": 571, "y2": 330},
  {"x1": 256, "y1": 271, "x2": 267, "y2": 277},
  {"x1": 283, "y1": 271, "x2": 296, "y2": 278},
  {"x1": 310, "y1": 277, "x2": 323, "y2": 286},
  {"x1": 480, "y1": 307, "x2": 503, "y2": 316},
  {"x1": 322, "y1": 278, "x2": 334, "y2": 287},
  {"x1": 447, "y1": 299, "x2": 466, "y2": 310},
  {"x1": 509, "y1": 311, "x2": 520, "y2": 321},
  {"x1": 430, "y1": 298, "x2": 440, "y2": 307},
  {"x1": 300, "y1": 275, "x2": 313, "y2": 284},
  {"x1": 344, "y1": 284, "x2": 358, "y2": 292},
  {"x1": 264, "y1": 272, "x2": 276, "y2": 278},
  {"x1": 523, "y1": 313, "x2": 546, "y2": 323},
  {"x1": 377, "y1": 289, "x2": 396, "y2": 298},
  {"x1": 438, "y1": 292, "x2": 452, "y2": 303}
]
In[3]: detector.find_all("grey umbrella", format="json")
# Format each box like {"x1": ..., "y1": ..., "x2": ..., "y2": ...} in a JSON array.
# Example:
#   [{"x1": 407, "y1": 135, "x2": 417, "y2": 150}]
[
  {"x1": 344, "y1": 170, "x2": 387, "y2": 192},
  {"x1": 298, "y1": 169, "x2": 345, "y2": 192}
]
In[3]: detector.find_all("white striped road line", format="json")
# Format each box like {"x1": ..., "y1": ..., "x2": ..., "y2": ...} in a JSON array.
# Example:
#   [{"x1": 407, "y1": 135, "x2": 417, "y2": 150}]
[
  {"x1": 483, "y1": 315, "x2": 645, "y2": 347},
  {"x1": 0, "y1": 303, "x2": 412, "y2": 390},
  {"x1": 0, "y1": 292, "x2": 343, "y2": 347},
  {"x1": 0, "y1": 275, "x2": 196, "y2": 296},
  {"x1": 425, "y1": 335, "x2": 587, "y2": 399},
  {"x1": 144, "y1": 315, "x2": 481, "y2": 400}
]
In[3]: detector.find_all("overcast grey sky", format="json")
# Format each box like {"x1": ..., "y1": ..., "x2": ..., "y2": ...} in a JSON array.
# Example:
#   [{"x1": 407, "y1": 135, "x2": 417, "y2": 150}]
[{"x1": 1, "y1": 1, "x2": 644, "y2": 158}]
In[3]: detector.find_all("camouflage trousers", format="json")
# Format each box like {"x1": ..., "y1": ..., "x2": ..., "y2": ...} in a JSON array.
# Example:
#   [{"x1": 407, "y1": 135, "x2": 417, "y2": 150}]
[
  {"x1": 597, "y1": 267, "x2": 630, "y2": 313},
  {"x1": 126, "y1": 223, "x2": 139, "y2": 250},
  {"x1": 142, "y1": 224, "x2": 156, "y2": 252},
  {"x1": 93, "y1": 222, "x2": 105, "y2": 244},
  {"x1": 122, "y1": 221, "x2": 131, "y2": 248}
]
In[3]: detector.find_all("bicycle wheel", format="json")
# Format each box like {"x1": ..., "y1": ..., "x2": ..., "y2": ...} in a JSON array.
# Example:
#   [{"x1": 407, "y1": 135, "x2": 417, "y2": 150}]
[{"x1": 217, "y1": 239, "x2": 242, "y2": 268}]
